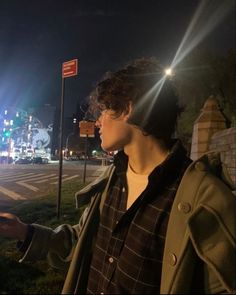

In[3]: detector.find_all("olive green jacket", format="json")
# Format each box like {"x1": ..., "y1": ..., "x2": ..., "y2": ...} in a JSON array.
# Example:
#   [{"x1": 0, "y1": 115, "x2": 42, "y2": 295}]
[{"x1": 19, "y1": 153, "x2": 236, "y2": 294}]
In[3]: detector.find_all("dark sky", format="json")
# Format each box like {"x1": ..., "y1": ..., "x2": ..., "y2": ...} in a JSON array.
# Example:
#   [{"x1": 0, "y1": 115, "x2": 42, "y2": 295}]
[{"x1": 0, "y1": 0, "x2": 235, "y2": 117}]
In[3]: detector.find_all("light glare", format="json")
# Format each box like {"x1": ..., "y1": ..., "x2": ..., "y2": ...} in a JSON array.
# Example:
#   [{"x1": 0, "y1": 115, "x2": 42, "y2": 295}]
[{"x1": 165, "y1": 68, "x2": 173, "y2": 76}]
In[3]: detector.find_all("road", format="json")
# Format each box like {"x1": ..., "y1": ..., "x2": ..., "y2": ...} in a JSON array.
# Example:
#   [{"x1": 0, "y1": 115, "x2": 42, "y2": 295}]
[{"x1": 0, "y1": 160, "x2": 107, "y2": 209}]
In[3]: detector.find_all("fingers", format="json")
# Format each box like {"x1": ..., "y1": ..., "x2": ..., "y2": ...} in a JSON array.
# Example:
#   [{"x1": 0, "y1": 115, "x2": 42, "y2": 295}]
[
  {"x1": 0, "y1": 213, "x2": 27, "y2": 241},
  {"x1": 0, "y1": 212, "x2": 17, "y2": 222}
]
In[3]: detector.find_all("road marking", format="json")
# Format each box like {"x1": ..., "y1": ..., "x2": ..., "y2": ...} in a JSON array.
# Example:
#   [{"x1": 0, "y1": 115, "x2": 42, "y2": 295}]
[
  {"x1": 38, "y1": 174, "x2": 69, "y2": 183},
  {"x1": 0, "y1": 172, "x2": 28, "y2": 178},
  {"x1": 5, "y1": 173, "x2": 45, "y2": 182},
  {"x1": 0, "y1": 173, "x2": 35, "y2": 180},
  {"x1": 50, "y1": 174, "x2": 79, "y2": 184},
  {"x1": 0, "y1": 185, "x2": 26, "y2": 200},
  {"x1": 63, "y1": 175, "x2": 79, "y2": 181},
  {"x1": 34, "y1": 174, "x2": 57, "y2": 183},
  {"x1": 16, "y1": 182, "x2": 39, "y2": 192}
]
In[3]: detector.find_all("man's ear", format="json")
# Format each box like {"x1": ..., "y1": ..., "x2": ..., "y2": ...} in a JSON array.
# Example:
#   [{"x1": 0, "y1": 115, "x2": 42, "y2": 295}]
[{"x1": 124, "y1": 102, "x2": 133, "y2": 121}]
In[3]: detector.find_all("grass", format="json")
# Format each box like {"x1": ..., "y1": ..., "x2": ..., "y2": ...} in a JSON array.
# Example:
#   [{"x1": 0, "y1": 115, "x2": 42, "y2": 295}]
[{"x1": 0, "y1": 180, "x2": 88, "y2": 294}]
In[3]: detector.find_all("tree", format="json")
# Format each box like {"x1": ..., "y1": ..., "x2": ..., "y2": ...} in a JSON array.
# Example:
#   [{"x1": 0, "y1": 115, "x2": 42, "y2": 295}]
[{"x1": 173, "y1": 48, "x2": 236, "y2": 149}]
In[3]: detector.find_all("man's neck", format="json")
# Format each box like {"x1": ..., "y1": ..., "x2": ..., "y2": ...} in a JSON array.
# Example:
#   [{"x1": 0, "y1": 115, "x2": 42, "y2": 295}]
[{"x1": 124, "y1": 134, "x2": 170, "y2": 175}]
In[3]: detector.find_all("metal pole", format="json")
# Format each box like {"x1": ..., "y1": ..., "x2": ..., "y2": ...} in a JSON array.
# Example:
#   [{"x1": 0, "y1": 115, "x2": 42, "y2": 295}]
[
  {"x1": 57, "y1": 77, "x2": 65, "y2": 219},
  {"x1": 65, "y1": 132, "x2": 73, "y2": 159},
  {"x1": 83, "y1": 134, "x2": 88, "y2": 183}
]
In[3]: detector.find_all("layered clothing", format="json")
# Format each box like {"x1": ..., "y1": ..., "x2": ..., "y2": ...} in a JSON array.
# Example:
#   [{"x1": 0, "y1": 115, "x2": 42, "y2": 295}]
[{"x1": 19, "y1": 143, "x2": 236, "y2": 294}]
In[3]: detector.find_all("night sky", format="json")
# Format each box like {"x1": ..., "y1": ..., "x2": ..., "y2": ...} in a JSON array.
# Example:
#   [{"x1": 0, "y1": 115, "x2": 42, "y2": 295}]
[{"x1": 0, "y1": 0, "x2": 235, "y2": 117}]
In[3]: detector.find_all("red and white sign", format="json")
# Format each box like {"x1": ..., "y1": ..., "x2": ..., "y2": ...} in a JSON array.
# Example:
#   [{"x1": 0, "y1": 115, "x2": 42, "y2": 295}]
[
  {"x1": 62, "y1": 59, "x2": 78, "y2": 78},
  {"x1": 79, "y1": 121, "x2": 95, "y2": 137}
]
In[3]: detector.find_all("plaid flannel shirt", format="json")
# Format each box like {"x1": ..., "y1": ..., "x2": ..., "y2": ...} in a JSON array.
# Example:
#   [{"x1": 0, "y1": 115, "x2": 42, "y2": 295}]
[{"x1": 87, "y1": 140, "x2": 191, "y2": 294}]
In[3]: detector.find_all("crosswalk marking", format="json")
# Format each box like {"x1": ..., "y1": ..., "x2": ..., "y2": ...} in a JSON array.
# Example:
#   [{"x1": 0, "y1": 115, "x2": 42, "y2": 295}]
[
  {"x1": 0, "y1": 185, "x2": 26, "y2": 200},
  {"x1": 35, "y1": 174, "x2": 67, "y2": 183},
  {"x1": 63, "y1": 175, "x2": 80, "y2": 181},
  {"x1": 0, "y1": 172, "x2": 79, "y2": 187},
  {"x1": 1, "y1": 173, "x2": 35, "y2": 181},
  {"x1": 4, "y1": 173, "x2": 45, "y2": 182},
  {"x1": 50, "y1": 174, "x2": 79, "y2": 184},
  {"x1": 0, "y1": 171, "x2": 81, "y2": 201},
  {"x1": 0, "y1": 172, "x2": 79, "y2": 185},
  {"x1": 16, "y1": 181, "x2": 39, "y2": 192},
  {"x1": 34, "y1": 174, "x2": 57, "y2": 183},
  {"x1": 0, "y1": 172, "x2": 32, "y2": 178}
]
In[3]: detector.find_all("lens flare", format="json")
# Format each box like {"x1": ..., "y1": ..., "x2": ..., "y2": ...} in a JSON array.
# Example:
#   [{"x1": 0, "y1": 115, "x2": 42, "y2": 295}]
[
  {"x1": 170, "y1": 0, "x2": 235, "y2": 69},
  {"x1": 140, "y1": 0, "x2": 234, "y2": 117}
]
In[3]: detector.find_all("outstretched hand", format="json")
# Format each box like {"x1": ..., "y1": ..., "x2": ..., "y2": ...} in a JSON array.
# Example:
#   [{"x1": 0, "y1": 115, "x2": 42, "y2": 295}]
[{"x1": 0, "y1": 212, "x2": 28, "y2": 241}]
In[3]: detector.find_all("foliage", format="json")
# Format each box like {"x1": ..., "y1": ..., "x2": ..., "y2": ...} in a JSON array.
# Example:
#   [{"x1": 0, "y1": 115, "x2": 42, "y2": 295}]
[{"x1": 174, "y1": 48, "x2": 236, "y2": 148}]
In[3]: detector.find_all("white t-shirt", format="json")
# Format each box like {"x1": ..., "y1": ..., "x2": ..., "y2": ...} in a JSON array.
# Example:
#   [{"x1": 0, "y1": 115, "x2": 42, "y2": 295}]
[{"x1": 126, "y1": 164, "x2": 149, "y2": 209}]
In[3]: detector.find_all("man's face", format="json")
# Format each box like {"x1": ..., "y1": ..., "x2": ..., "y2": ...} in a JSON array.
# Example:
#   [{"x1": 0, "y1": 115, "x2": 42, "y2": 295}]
[{"x1": 96, "y1": 109, "x2": 132, "y2": 152}]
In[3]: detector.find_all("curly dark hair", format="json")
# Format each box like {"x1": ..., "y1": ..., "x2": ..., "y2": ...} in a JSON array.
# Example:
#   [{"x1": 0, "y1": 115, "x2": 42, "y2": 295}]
[{"x1": 88, "y1": 57, "x2": 182, "y2": 145}]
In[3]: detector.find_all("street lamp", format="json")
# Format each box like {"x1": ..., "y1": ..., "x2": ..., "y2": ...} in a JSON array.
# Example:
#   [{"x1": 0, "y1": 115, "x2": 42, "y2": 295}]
[
  {"x1": 65, "y1": 132, "x2": 74, "y2": 158},
  {"x1": 164, "y1": 68, "x2": 173, "y2": 76}
]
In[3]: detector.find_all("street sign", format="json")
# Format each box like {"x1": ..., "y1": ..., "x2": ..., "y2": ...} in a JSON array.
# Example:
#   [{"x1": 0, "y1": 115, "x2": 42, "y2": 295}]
[
  {"x1": 79, "y1": 120, "x2": 95, "y2": 137},
  {"x1": 62, "y1": 59, "x2": 78, "y2": 78}
]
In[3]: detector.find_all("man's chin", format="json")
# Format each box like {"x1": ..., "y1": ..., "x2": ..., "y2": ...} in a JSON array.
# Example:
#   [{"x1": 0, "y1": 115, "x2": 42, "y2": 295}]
[{"x1": 101, "y1": 144, "x2": 116, "y2": 153}]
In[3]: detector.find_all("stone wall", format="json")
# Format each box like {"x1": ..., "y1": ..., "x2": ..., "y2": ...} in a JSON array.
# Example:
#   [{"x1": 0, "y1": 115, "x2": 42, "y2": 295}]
[
  {"x1": 190, "y1": 95, "x2": 227, "y2": 161},
  {"x1": 190, "y1": 95, "x2": 236, "y2": 186},
  {"x1": 209, "y1": 127, "x2": 236, "y2": 185}
]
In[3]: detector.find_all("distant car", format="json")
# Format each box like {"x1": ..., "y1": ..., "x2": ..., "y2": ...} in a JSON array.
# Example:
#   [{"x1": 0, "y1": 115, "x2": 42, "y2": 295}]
[
  {"x1": 32, "y1": 157, "x2": 49, "y2": 164},
  {"x1": 15, "y1": 157, "x2": 32, "y2": 164},
  {"x1": 65, "y1": 155, "x2": 79, "y2": 161},
  {"x1": 0, "y1": 156, "x2": 13, "y2": 164}
]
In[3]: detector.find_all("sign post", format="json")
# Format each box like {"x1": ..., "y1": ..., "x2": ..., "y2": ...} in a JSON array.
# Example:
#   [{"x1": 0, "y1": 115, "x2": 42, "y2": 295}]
[
  {"x1": 79, "y1": 120, "x2": 95, "y2": 183},
  {"x1": 57, "y1": 59, "x2": 78, "y2": 220}
]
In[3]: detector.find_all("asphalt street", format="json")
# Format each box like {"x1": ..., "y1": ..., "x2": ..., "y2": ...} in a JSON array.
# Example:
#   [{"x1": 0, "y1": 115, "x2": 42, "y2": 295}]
[{"x1": 0, "y1": 160, "x2": 107, "y2": 209}]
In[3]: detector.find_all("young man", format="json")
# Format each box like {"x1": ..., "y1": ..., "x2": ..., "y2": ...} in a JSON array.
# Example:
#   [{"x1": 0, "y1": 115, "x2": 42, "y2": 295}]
[{"x1": 0, "y1": 58, "x2": 235, "y2": 294}]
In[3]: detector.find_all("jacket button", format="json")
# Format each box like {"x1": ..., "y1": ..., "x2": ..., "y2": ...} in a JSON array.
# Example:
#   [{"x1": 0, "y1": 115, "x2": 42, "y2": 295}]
[
  {"x1": 177, "y1": 202, "x2": 191, "y2": 213},
  {"x1": 109, "y1": 257, "x2": 114, "y2": 263},
  {"x1": 195, "y1": 161, "x2": 206, "y2": 171},
  {"x1": 169, "y1": 253, "x2": 177, "y2": 266}
]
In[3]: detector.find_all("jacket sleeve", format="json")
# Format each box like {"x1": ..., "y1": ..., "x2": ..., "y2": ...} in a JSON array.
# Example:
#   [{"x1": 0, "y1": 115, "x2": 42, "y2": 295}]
[
  {"x1": 18, "y1": 206, "x2": 91, "y2": 270},
  {"x1": 18, "y1": 223, "x2": 77, "y2": 270},
  {"x1": 18, "y1": 165, "x2": 115, "y2": 271}
]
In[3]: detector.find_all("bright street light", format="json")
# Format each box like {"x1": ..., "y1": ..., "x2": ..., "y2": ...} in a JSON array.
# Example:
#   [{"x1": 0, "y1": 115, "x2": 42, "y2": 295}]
[{"x1": 164, "y1": 68, "x2": 173, "y2": 76}]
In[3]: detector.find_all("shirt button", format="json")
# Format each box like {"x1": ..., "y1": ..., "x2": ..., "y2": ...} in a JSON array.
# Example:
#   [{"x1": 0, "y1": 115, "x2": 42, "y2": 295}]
[{"x1": 108, "y1": 257, "x2": 114, "y2": 263}]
